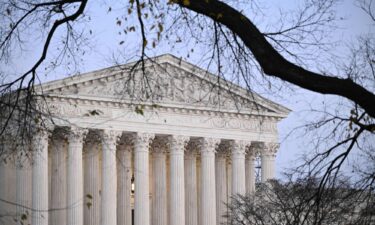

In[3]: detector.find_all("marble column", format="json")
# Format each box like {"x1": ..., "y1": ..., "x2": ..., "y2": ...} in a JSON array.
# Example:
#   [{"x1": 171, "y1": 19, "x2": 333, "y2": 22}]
[
  {"x1": 0, "y1": 142, "x2": 10, "y2": 219},
  {"x1": 245, "y1": 146, "x2": 257, "y2": 195},
  {"x1": 215, "y1": 149, "x2": 227, "y2": 224},
  {"x1": 100, "y1": 130, "x2": 121, "y2": 225},
  {"x1": 231, "y1": 140, "x2": 247, "y2": 196},
  {"x1": 151, "y1": 138, "x2": 168, "y2": 225},
  {"x1": 32, "y1": 129, "x2": 50, "y2": 225},
  {"x1": 134, "y1": 133, "x2": 154, "y2": 225},
  {"x1": 0, "y1": 137, "x2": 17, "y2": 224},
  {"x1": 117, "y1": 137, "x2": 133, "y2": 225},
  {"x1": 261, "y1": 143, "x2": 279, "y2": 182},
  {"x1": 50, "y1": 136, "x2": 67, "y2": 225},
  {"x1": 15, "y1": 145, "x2": 32, "y2": 225},
  {"x1": 168, "y1": 135, "x2": 189, "y2": 225},
  {"x1": 185, "y1": 142, "x2": 198, "y2": 225},
  {"x1": 166, "y1": 153, "x2": 171, "y2": 225},
  {"x1": 199, "y1": 138, "x2": 220, "y2": 225},
  {"x1": 84, "y1": 134, "x2": 101, "y2": 225},
  {"x1": 226, "y1": 160, "x2": 232, "y2": 204},
  {"x1": 196, "y1": 156, "x2": 201, "y2": 225},
  {"x1": 67, "y1": 127, "x2": 87, "y2": 225}
]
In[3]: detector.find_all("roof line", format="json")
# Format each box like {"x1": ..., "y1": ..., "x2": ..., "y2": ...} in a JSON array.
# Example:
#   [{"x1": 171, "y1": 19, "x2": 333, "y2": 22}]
[{"x1": 37, "y1": 53, "x2": 291, "y2": 116}]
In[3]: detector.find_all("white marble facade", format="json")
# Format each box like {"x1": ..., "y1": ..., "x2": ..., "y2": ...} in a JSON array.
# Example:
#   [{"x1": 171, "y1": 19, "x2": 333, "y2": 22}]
[{"x1": 0, "y1": 54, "x2": 289, "y2": 225}]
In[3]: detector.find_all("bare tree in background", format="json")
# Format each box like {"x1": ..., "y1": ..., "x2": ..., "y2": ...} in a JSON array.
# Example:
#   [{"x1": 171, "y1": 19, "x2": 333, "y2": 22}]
[
  {"x1": 227, "y1": 175, "x2": 375, "y2": 225},
  {"x1": 0, "y1": 0, "x2": 374, "y2": 223}
]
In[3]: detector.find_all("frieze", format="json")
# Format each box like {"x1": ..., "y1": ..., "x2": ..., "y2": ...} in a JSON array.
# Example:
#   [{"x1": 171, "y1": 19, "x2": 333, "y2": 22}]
[
  {"x1": 205, "y1": 117, "x2": 277, "y2": 132},
  {"x1": 44, "y1": 97, "x2": 278, "y2": 134}
]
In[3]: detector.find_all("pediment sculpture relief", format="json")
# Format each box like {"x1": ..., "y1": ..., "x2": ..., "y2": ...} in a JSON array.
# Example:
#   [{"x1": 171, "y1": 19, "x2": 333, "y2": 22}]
[{"x1": 49, "y1": 63, "x2": 271, "y2": 113}]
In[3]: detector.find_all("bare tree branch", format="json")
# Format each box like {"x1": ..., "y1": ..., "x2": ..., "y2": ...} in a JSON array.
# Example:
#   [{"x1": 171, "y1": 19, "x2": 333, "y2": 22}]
[{"x1": 174, "y1": 0, "x2": 375, "y2": 118}]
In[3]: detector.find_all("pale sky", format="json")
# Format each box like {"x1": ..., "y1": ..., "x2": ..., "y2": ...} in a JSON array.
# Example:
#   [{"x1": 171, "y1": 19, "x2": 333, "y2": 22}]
[{"x1": 3, "y1": 0, "x2": 373, "y2": 179}]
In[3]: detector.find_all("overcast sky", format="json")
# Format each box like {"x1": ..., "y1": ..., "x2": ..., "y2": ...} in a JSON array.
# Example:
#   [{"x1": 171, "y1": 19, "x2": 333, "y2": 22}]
[
  {"x1": 3, "y1": 0, "x2": 373, "y2": 179},
  {"x1": 273, "y1": 0, "x2": 373, "y2": 177}
]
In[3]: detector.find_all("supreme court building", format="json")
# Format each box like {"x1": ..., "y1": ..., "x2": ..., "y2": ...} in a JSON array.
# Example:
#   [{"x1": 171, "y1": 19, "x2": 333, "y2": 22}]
[{"x1": 0, "y1": 54, "x2": 290, "y2": 225}]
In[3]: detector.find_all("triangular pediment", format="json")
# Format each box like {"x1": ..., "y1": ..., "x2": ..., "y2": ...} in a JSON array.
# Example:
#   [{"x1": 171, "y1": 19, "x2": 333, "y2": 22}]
[{"x1": 39, "y1": 54, "x2": 290, "y2": 118}]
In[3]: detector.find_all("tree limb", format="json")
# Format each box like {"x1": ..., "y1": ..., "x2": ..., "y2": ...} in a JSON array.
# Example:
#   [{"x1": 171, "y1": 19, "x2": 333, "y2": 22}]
[{"x1": 175, "y1": 0, "x2": 375, "y2": 118}]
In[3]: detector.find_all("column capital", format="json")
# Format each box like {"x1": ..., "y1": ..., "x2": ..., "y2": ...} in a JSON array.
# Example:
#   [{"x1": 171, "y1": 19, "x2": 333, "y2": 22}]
[
  {"x1": 15, "y1": 144, "x2": 31, "y2": 168},
  {"x1": 100, "y1": 130, "x2": 122, "y2": 146},
  {"x1": 151, "y1": 137, "x2": 168, "y2": 155},
  {"x1": 198, "y1": 138, "x2": 220, "y2": 154},
  {"x1": 118, "y1": 134, "x2": 134, "y2": 152},
  {"x1": 133, "y1": 132, "x2": 155, "y2": 151},
  {"x1": 262, "y1": 142, "x2": 279, "y2": 157},
  {"x1": 31, "y1": 119, "x2": 55, "y2": 134},
  {"x1": 32, "y1": 129, "x2": 50, "y2": 150},
  {"x1": 247, "y1": 142, "x2": 263, "y2": 159},
  {"x1": 230, "y1": 140, "x2": 249, "y2": 157},
  {"x1": 216, "y1": 141, "x2": 230, "y2": 158},
  {"x1": 185, "y1": 140, "x2": 200, "y2": 158},
  {"x1": 168, "y1": 135, "x2": 189, "y2": 153},
  {"x1": 84, "y1": 132, "x2": 101, "y2": 156},
  {"x1": 51, "y1": 127, "x2": 69, "y2": 143},
  {"x1": 85, "y1": 130, "x2": 101, "y2": 145},
  {"x1": 245, "y1": 151, "x2": 256, "y2": 160},
  {"x1": 68, "y1": 127, "x2": 88, "y2": 144}
]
